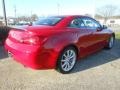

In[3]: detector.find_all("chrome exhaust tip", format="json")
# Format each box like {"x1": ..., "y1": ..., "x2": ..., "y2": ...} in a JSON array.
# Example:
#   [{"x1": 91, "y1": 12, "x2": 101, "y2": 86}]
[{"x1": 8, "y1": 51, "x2": 13, "y2": 57}]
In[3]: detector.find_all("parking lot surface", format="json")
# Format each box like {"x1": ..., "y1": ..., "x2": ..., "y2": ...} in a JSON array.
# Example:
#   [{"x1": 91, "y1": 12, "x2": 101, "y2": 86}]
[{"x1": 0, "y1": 38, "x2": 120, "y2": 90}]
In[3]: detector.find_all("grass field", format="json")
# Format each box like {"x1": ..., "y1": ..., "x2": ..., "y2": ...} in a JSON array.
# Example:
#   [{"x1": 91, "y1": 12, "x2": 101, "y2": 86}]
[{"x1": 116, "y1": 33, "x2": 120, "y2": 40}]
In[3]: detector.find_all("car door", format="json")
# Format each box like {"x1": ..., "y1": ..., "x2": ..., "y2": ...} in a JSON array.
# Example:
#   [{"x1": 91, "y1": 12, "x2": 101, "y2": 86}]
[
  {"x1": 80, "y1": 17, "x2": 106, "y2": 55},
  {"x1": 68, "y1": 17, "x2": 98, "y2": 58},
  {"x1": 87, "y1": 19, "x2": 110, "y2": 47}
]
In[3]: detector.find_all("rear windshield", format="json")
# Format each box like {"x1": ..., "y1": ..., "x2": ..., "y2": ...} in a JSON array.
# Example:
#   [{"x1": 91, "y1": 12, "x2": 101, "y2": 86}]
[{"x1": 34, "y1": 16, "x2": 64, "y2": 26}]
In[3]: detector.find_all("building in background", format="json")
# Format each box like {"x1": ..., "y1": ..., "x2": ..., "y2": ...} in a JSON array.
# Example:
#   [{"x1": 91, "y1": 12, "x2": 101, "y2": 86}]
[{"x1": 95, "y1": 16, "x2": 120, "y2": 26}]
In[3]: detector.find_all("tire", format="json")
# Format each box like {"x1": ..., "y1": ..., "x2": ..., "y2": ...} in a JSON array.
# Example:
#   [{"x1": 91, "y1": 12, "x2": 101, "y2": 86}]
[
  {"x1": 106, "y1": 35, "x2": 115, "y2": 49},
  {"x1": 57, "y1": 47, "x2": 77, "y2": 74}
]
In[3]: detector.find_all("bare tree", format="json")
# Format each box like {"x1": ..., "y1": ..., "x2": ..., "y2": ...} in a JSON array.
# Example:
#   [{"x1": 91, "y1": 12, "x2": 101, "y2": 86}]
[
  {"x1": 96, "y1": 5, "x2": 117, "y2": 24},
  {"x1": 30, "y1": 14, "x2": 38, "y2": 22}
]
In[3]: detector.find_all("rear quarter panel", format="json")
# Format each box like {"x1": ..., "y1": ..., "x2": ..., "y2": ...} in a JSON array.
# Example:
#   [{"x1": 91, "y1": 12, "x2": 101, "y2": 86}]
[
  {"x1": 42, "y1": 29, "x2": 79, "y2": 62},
  {"x1": 43, "y1": 29, "x2": 78, "y2": 52}
]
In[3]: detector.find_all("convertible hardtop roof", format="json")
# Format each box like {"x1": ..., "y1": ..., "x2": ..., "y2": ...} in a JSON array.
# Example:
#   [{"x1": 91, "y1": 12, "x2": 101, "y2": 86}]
[{"x1": 49, "y1": 15, "x2": 89, "y2": 18}]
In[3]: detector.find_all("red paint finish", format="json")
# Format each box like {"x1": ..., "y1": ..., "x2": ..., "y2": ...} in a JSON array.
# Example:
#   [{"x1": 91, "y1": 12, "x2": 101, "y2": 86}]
[{"x1": 5, "y1": 15, "x2": 114, "y2": 69}]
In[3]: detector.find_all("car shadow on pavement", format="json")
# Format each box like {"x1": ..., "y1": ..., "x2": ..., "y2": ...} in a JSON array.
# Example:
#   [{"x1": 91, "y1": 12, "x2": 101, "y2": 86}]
[
  {"x1": 0, "y1": 46, "x2": 8, "y2": 60},
  {"x1": 72, "y1": 39, "x2": 120, "y2": 73}
]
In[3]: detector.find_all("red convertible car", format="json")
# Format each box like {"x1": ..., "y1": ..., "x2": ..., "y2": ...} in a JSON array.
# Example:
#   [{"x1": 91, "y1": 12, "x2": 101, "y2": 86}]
[{"x1": 5, "y1": 15, "x2": 115, "y2": 74}]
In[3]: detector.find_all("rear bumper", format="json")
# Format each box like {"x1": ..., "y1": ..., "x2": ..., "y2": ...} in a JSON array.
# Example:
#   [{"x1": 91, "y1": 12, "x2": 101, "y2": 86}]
[{"x1": 5, "y1": 38, "x2": 58, "y2": 69}]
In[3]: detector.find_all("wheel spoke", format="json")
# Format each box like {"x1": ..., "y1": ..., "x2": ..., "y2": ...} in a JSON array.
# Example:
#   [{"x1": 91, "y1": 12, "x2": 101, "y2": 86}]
[
  {"x1": 69, "y1": 55, "x2": 74, "y2": 59},
  {"x1": 61, "y1": 59, "x2": 66, "y2": 62},
  {"x1": 69, "y1": 50, "x2": 73, "y2": 56},
  {"x1": 62, "y1": 62, "x2": 67, "y2": 68},
  {"x1": 63, "y1": 54, "x2": 67, "y2": 58},
  {"x1": 64, "y1": 63, "x2": 68, "y2": 70}
]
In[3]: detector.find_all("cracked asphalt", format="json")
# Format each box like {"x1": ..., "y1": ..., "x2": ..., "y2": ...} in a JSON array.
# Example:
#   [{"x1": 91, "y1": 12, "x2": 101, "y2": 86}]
[{"x1": 0, "y1": 35, "x2": 120, "y2": 90}]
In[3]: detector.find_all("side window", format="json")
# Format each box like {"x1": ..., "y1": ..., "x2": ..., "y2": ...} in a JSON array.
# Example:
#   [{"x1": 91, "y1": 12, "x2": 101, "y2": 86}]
[
  {"x1": 81, "y1": 17, "x2": 101, "y2": 29},
  {"x1": 69, "y1": 18, "x2": 85, "y2": 28}
]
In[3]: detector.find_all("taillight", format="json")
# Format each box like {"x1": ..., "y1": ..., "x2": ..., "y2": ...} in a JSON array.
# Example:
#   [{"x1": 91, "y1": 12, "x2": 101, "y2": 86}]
[{"x1": 20, "y1": 36, "x2": 45, "y2": 45}]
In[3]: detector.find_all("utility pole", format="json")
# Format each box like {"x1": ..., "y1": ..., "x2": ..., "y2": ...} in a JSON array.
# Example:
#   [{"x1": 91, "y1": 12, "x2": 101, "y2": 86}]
[
  {"x1": 2, "y1": 0, "x2": 7, "y2": 26},
  {"x1": 14, "y1": 5, "x2": 16, "y2": 18},
  {"x1": 14, "y1": 5, "x2": 16, "y2": 24},
  {"x1": 57, "y1": 3, "x2": 60, "y2": 15},
  {"x1": 92, "y1": 0, "x2": 95, "y2": 18}
]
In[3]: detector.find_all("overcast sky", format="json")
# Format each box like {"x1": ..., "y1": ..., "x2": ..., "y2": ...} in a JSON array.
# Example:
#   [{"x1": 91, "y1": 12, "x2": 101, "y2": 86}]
[{"x1": 0, "y1": 0, "x2": 120, "y2": 17}]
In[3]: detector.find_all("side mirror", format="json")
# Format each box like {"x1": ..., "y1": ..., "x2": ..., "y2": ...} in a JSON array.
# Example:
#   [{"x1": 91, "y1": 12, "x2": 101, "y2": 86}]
[
  {"x1": 102, "y1": 25, "x2": 107, "y2": 29},
  {"x1": 97, "y1": 27, "x2": 102, "y2": 31}
]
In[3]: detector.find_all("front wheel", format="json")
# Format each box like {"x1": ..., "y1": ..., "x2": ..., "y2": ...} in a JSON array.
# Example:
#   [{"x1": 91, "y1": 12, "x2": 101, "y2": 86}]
[
  {"x1": 57, "y1": 47, "x2": 77, "y2": 74},
  {"x1": 106, "y1": 35, "x2": 115, "y2": 49}
]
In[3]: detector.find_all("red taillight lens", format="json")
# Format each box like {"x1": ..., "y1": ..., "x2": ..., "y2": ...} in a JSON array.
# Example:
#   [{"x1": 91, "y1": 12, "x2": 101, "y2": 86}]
[{"x1": 21, "y1": 36, "x2": 44, "y2": 45}]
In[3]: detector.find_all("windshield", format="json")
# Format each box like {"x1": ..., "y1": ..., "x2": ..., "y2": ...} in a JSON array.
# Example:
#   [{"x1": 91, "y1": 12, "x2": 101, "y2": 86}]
[{"x1": 34, "y1": 16, "x2": 64, "y2": 26}]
